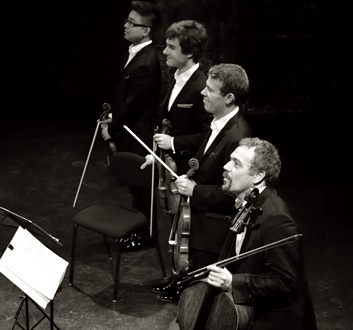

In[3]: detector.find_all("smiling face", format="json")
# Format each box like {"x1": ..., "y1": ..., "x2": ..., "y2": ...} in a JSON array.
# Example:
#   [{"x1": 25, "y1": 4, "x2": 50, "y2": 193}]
[
  {"x1": 124, "y1": 10, "x2": 150, "y2": 45},
  {"x1": 163, "y1": 38, "x2": 189, "y2": 70},
  {"x1": 222, "y1": 145, "x2": 257, "y2": 199}
]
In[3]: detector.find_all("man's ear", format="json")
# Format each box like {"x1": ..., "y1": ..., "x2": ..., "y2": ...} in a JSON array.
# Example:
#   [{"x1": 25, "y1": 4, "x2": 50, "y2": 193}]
[
  {"x1": 225, "y1": 93, "x2": 235, "y2": 105},
  {"x1": 143, "y1": 27, "x2": 151, "y2": 37},
  {"x1": 253, "y1": 171, "x2": 266, "y2": 185}
]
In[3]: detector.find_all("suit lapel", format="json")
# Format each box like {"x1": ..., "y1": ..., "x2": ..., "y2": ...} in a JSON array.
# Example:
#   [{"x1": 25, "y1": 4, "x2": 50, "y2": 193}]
[
  {"x1": 161, "y1": 77, "x2": 176, "y2": 109},
  {"x1": 123, "y1": 44, "x2": 151, "y2": 72},
  {"x1": 195, "y1": 128, "x2": 212, "y2": 160},
  {"x1": 196, "y1": 113, "x2": 240, "y2": 163}
]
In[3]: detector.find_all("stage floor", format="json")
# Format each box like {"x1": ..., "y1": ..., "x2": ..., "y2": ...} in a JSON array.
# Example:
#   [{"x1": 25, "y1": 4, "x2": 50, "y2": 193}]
[{"x1": 0, "y1": 115, "x2": 351, "y2": 330}]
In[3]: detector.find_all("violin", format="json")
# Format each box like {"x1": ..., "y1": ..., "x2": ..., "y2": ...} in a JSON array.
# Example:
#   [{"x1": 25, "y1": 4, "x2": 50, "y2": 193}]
[
  {"x1": 169, "y1": 158, "x2": 199, "y2": 277},
  {"x1": 72, "y1": 103, "x2": 112, "y2": 208},
  {"x1": 156, "y1": 119, "x2": 180, "y2": 215},
  {"x1": 175, "y1": 189, "x2": 262, "y2": 330}
]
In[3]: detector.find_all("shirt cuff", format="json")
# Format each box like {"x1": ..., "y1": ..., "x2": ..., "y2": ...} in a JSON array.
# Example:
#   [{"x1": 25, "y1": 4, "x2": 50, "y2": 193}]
[{"x1": 171, "y1": 137, "x2": 176, "y2": 154}]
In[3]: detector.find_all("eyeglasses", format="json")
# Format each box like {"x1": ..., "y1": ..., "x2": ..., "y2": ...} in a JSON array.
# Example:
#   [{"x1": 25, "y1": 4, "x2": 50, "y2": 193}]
[{"x1": 124, "y1": 18, "x2": 149, "y2": 28}]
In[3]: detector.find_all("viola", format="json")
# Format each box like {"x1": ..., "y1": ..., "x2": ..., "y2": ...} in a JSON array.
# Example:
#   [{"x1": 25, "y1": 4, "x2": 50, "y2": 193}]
[
  {"x1": 156, "y1": 119, "x2": 180, "y2": 215},
  {"x1": 169, "y1": 158, "x2": 199, "y2": 277},
  {"x1": 175, "y1": 189, "x2": 262, "y2": 330}
]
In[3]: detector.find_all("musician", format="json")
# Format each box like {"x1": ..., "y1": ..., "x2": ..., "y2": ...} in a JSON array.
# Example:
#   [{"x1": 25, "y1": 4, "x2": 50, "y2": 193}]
[
  {"x1": 124, "y1": 20, "x2": 212, "y2": 251},
  {"x1": 100, "y1": 1, "x2": 161, "y2": 156},
  {"x1": 168, "y1": 137, "x2": 317, "y2": 329},
  {"x1": 152, "y1": 20, "x2": 212, "y2": 175},
  {"x1": 156, "y1": 63, "x2": 253, "y2": 302},
  {"x1": 99, "y1": 1, "x2": 161, "y2": 241}
]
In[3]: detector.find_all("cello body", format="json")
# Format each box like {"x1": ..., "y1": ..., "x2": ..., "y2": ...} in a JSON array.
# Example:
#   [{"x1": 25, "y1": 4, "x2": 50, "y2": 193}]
[
  {"x1": 175, "y1": 190, "x2": 260, "y2": 330},
  {"x1": 177, "y1": 281, "x2": 253, "y2": 330}
]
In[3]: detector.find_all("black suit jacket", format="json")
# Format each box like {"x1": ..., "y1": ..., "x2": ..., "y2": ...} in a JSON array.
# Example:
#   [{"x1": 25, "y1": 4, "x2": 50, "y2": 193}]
[
  {"x1": 158, "y1": 67, "x2": 212, "y2": 174},
  {"x1": 189, "y1": 112, "x2": 252, "y2": 254},
  {"x1": 229, "y1": 187, "x2": 317, "y2": 330},
  {"x1": 108, "y1": 43, "x2": 161, "y2": 156}
]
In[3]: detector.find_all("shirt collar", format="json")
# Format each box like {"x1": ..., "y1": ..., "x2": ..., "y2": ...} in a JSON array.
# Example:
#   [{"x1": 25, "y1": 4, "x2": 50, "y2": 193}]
[
  {"x1": 129, "y1": 40, "x2": 152, "y2": 55},
  {"x1": 235, "y1": 186, "x2": 266, "y2": 208},
  {"x1": 174, "y1": 63, "x2": 199, "y2": 84},
  {"x1": 211, "y1": 106, "x2": 239, "y2": 132}
]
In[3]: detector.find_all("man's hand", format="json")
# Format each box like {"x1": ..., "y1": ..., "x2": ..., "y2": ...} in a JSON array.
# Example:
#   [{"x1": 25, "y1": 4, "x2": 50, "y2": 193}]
[
  {"x1": 154, "y1": 133, "x2": 172, "y2": 150},
  {"x1": 140, "y1": 154, "x2": 155, "y2": 169},
  {"x1": 207, "y1": 265, "x2": 233, "y2": 291},
  {"x1": 175, "y1": 175, "x2": 196, "y2": 197},
  {"x1": 99, "y1": 116, "x2": 112, "y2": 125}
]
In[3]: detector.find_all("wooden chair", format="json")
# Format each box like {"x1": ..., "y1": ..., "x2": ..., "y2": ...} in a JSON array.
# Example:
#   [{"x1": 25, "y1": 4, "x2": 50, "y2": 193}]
[{"x1": 69, "y1": 152, "x2": 166, "y2": 302}]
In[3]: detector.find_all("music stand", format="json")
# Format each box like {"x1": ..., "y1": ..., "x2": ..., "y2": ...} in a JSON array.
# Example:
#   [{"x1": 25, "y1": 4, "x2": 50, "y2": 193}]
[{"x1": 0, "y1": 207, "x2": 65, "y2": 330}]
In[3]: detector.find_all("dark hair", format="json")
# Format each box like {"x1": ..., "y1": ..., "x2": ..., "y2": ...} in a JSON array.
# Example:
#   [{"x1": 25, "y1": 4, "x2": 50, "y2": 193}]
[
  {"x1": 130, "y1": 1, "x2": 160, "y2": 29},
  {"x1": 208, "y1": 63, "x2": 249, "y2": 106},
  {"x1": 239, "y1": 137, "x2": 281, "y2": 185},
  {"x1": 165, "y1": 20, "x2": 207, "y2": 63}
]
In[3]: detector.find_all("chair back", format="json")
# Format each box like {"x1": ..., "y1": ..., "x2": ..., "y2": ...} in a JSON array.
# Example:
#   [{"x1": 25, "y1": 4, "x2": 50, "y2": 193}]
[{"x1": 110, "y1": 152, "x2": 152, "y2": 190}]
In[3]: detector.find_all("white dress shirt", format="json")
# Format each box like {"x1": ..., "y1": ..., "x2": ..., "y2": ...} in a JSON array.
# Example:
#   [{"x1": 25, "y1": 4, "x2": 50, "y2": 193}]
[
  {"x1": 204, "y1": 107, "x2": 239, "y2": 154},
  {"x1": 124, "y1": 40, "x2": 152, "y2": 67},
  {"x1": 168, "y1": 63, "x2": 199, "y2": 153},
  {"x1": 168, "y1": 63, "x2": 199, "y2": 111}
]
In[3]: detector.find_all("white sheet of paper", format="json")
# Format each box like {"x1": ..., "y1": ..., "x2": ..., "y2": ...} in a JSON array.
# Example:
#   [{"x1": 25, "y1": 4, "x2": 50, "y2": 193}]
[{"x1": 0, "y1": 227, "x2": 68, "y2": 309}]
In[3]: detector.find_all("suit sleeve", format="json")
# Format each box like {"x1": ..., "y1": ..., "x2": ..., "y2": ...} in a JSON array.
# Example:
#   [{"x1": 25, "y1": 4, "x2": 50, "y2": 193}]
[{"x1": 231, "y1": 213, "x2": 300, "y2": 305}]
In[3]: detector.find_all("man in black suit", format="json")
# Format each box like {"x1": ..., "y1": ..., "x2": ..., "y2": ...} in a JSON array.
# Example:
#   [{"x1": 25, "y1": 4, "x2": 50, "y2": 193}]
[
  {"x1": 155, "y1": 63, "x2": 253, "y2": 302},
  {"x1": 151, "y1": 20, "x2": 212, "y2": 175},
  {"x1": 124, "y1": 20, "x2": 212, "y2": 251},
  {"x1": 100, "y1": 1, "x2": 161, "y2": 234},
  {"x1": 101, "y1": 1, "x2": 161, "y2": 156},
  {"x1": 168, "y1": 137, "x2": 317, "y2": 329}
]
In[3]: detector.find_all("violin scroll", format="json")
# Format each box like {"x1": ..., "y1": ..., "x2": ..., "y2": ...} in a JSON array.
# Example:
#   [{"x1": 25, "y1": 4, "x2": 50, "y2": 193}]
[
  {"x1": 100, "y1": 102, "x2": 112, "y2": 121},
  {"x1": 161, "y1": 118, "x2": 171, "y2": 130},
  {"x1": 186, "y1": 158, "x2": 199, "y2": 178}
]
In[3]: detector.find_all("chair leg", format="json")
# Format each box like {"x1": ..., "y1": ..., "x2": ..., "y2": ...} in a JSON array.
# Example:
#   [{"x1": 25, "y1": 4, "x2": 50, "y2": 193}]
[
  {"x1": 103, "y1": 235, "x2": 112, "y2": 259},
  {"x1": 113, "y1": 238, "x2": 122, "y2": 302},
  {"x1": 69, "y1": 224, "x2": 78, "y2": 285}
]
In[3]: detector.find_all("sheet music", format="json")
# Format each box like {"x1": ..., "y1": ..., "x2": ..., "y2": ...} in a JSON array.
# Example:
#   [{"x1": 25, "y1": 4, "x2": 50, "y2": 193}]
[{"x1": 0, "y1": 226, "x2": 68, "y2": 309}]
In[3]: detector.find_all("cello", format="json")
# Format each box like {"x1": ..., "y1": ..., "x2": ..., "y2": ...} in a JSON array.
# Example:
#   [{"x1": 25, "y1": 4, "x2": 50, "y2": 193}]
[
  {"x1": 175, "y1": 189, "x2": 262, "y2": 330},
  {"x1": 169, "y1": 158, "x2": 199, "y2": 277}
]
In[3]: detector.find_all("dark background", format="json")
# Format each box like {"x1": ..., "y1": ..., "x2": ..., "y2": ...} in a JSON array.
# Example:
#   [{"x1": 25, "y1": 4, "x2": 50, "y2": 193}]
[{"x1": 2, "y1": 0, "x2": 352, "y2": 123}]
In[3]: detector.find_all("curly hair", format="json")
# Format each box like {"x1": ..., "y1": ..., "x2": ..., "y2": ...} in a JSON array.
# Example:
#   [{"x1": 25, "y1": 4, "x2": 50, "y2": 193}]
[
  {"x1": 239, "y1": 137, "x2": 281, "y2": 185},
  {"x1": 165, "y1": 20, "x2": 207, "y2": 63}
]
